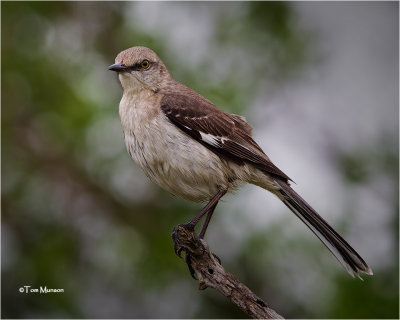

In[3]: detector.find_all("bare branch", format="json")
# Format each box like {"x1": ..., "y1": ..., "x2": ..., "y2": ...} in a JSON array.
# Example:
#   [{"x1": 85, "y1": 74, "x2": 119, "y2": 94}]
[{"x1": 172, "y1": 225, "x2": 284, "y2": 319}]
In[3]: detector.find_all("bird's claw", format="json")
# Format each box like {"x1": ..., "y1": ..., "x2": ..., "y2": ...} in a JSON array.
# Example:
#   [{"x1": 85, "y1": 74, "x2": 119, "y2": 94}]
[
  {"x1": 184, "y1": 252, "x2": 197, "y2": 279},
  {"x1": 212, "y1": 252, "x2": 222, "y2": 264},
  {"x1": 176, "y1": 247, "x2": 184, "y2": 258},
  {"x1": 172, "y1": 224, "x2": 187, "y2": 257},
  {"x1": 172, "y1": 223, "x2": 219, "y2": 280},
  {"x1": 172, "y1": 223, "x2": 203, "y2": 279}
]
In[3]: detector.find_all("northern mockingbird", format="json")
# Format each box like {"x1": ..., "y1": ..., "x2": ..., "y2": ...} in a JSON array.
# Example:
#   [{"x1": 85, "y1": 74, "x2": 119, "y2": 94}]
[{"x1": 109, "y1": 46, "x2": 372, "y2": 279}]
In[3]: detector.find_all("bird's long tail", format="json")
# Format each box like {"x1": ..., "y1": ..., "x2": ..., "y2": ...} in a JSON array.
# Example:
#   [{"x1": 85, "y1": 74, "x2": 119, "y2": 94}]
[{"x1": 275, "y1": 179, "x2": 373, "y2": 279}]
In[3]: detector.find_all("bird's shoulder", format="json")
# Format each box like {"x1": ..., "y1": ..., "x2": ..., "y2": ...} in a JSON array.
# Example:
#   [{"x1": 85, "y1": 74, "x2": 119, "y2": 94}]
[{"x1": 159, "y1": 81, "x2": 254, "y2": 139}]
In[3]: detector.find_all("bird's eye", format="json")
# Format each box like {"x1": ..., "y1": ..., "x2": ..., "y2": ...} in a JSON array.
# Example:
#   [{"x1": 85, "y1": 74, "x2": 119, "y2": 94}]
[{"x1": 141, "y1": 60, "x2": 150, "y2": 69}]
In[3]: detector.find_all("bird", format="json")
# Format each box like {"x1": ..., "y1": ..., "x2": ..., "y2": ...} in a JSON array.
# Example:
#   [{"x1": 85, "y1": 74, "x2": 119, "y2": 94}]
[{"x1": 109, "y1": 46, "x2": 373, "y2": 279}]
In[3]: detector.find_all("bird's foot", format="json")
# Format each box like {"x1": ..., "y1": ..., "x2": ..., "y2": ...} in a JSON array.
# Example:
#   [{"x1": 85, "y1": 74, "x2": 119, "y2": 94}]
[
  {"x1": 172, "y1": 223, "x2": 195, "y2": 256},
  {"x1": 171, "y1": 223, "x2": 205, "y2": 279},
  {"x1": 172, "y1": 224, "x2": 222, "y2": 279}
]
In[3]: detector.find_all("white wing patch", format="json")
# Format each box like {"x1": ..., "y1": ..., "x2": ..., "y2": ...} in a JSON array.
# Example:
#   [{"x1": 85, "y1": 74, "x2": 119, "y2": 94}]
[
  {"x1": 199, "y1": 132, "x2": 254, "y2": 154},
  {"x1": 199, "y1": 132, "x2": 222, "y2": 147}
]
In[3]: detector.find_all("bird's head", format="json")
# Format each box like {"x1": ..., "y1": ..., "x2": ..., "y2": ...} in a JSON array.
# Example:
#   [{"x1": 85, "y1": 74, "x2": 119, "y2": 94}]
[{"x1": 109, "y1": 46, "x2": 170, "y2": 92}]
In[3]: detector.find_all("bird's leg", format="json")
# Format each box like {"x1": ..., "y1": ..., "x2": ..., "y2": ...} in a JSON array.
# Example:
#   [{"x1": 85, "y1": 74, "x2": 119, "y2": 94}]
[
  {"x1": 172, "y1": 189, "x2": 227, "y2": 276},
  {"x1": 199, "y1": 201, "x2": 223, "y2": 264},
  {"x1": 198, "y1": 202, "x2": 218, "y2": 239},
  {"x1": 185, "y1": 189, "x2": 227, "y2": 233},
  {"x1": 172, "y1": 201, "x2": 217, "y2": 259},
  {"x1": 173, "y1": 189, "x2": 226, "y2": 255}
]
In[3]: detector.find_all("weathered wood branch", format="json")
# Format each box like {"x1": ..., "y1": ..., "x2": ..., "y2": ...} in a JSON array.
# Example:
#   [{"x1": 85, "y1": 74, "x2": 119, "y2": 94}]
[{"x1": 172, "y1": 225, "x2": 284, "y2": 319}]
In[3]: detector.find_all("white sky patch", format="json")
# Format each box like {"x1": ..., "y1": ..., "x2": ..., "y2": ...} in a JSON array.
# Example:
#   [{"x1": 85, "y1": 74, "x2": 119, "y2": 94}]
[{"x1": 125, "y1": 2, "x2": 217, "y2": 67}]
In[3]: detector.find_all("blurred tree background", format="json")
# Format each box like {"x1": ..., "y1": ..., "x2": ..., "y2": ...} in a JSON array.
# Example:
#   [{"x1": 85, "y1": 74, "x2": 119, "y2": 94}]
[{"x1": 2, "y1": 1, "x2": 398, "y2": 318}]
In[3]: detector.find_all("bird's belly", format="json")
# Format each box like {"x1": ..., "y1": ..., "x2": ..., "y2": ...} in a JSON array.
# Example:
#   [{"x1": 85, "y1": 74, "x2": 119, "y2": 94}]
[{"x1": 124, "y1": 121, "x2": 229, "y2": 203}]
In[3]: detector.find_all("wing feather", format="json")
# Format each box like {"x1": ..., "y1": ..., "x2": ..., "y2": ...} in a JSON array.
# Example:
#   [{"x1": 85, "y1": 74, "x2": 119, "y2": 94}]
[{"x1": 160, "y1": 93, "x2": 291, "y2": 181}]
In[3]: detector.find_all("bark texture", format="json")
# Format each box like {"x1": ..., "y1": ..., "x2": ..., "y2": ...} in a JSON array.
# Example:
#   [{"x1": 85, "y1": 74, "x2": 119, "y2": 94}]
[{"x1": 172, "y1": 225, "x2": 284, "y2": 319}]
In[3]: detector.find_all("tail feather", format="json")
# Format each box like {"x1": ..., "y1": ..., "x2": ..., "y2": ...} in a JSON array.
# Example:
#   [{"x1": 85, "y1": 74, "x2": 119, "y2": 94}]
[{"x1": 275, "y1": 180, "x2": 373, "y2": 279}]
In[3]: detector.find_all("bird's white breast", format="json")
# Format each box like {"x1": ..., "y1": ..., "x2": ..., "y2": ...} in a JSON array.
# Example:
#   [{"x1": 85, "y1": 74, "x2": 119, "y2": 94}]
[{"x1": 119, "y1": 89, "x2": 230, "y2": 202}]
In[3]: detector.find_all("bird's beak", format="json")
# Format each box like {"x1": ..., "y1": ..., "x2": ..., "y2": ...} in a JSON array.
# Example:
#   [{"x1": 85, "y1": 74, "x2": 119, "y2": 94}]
[{"x1": 108, "y1": 63, "x2": 128, "y2": 72}]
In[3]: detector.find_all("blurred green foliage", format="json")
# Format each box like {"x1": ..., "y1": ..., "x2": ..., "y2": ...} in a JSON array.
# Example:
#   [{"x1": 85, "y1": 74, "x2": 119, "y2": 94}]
[{"x1": 2, "y1": 1, "x2": 398, "y2": 319}]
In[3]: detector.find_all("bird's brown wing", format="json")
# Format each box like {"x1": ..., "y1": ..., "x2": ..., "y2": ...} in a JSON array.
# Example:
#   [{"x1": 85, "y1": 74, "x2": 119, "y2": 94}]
[{"x1": 160, "y1": 93, "x2": 291, "y2": 182}]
